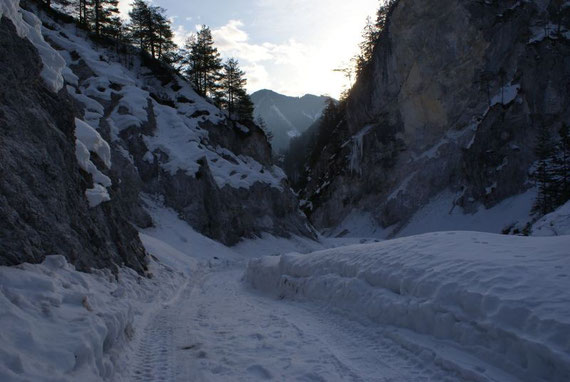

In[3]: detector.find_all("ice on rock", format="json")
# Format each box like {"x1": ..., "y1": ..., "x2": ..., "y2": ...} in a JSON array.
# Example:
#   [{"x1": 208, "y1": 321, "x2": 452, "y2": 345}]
[{"x1": 347, "y1": 125, "x2": 373, "y2": 175}]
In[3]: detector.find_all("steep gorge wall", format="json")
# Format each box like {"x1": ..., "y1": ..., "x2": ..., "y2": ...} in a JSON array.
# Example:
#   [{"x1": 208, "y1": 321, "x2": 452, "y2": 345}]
[
  {"x1": 0, "y1": 16, "x2": 147, "y2": 272},
  {"x1": 303, "y1": 0, "x2": 570, "y2": 233},
  {"x1": 0, "y1": 0, "x2": 314, "y2": 271}
]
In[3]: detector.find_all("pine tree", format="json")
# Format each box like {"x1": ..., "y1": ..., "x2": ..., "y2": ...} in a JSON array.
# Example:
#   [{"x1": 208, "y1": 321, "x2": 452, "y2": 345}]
[
  {"x1": 234, "y1": 89, "x2": 254, "y2": 122},
  {"x1": 76, "y1": 0, "x2": 91, "y2": 27},
  {"x1": 92, "y1": 0, "x2": 119, "y2": 37},
  {"x1": 153, "y1": 9, "x2": 176, "y2": 61},
  {"x1": 533, "y1": 125, "x2": 556, "y2": 215},
  {"x1": 128, "y1": 0, "x2": 149, "y2": 51},
  {"x1": 553, "y1": 124, "x2": 570, "y2": 206},
  {"x1": 127, "y1": 1, "x2": 177, "y2": 61},
  {"x1": 185, "y1": 26, "x2": 223, "y2": 98},
  {"x1": 220, "y1": 58, "x2": 248, "y2": 118}
]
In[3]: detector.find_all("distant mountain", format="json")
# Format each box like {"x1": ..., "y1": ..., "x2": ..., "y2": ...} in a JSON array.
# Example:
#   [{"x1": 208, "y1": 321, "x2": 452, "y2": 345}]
[{"x1": 251, "y1": 89, "x2": 330, "y2": 153}]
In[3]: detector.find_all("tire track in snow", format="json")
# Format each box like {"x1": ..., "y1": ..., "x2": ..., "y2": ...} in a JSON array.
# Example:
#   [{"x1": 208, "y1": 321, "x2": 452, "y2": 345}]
[{"x1": 129, "y1": 265, "x2": 471, "y2": 381}]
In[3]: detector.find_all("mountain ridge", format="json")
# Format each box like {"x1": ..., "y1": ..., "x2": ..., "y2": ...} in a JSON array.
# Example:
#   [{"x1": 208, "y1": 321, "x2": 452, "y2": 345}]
[{"x1": 251, "y1": 89, "x2": 330, "y2": 152}]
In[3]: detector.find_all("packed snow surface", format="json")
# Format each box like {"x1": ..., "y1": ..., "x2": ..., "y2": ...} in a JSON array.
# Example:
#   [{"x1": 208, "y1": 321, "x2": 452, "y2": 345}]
[
  {"x1": 2, "y1": 197, "x2": 570, "y2": 381},
  {"x1": 246, "y1": 232, "x2": 570, "y2": 381}
]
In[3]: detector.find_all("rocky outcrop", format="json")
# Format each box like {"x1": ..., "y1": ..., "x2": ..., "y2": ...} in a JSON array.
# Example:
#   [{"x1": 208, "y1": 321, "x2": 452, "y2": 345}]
[
  {"x1": 302, "y1": 0, "x2": 570, "y2": 233},
  {"x1": 0, "y1": 16, "x2": 147, "y2": 273},
  {"x1": 38, "y1": 3, "x2": 312, "y2": 246},
  {"x1": 0, "y1": 0, "x2": 315, "y2": 272}
]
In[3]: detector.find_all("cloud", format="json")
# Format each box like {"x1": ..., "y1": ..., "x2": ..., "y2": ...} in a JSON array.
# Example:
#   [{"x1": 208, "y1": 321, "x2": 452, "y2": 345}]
[
  {"x1": 173, "y1": 25, "x2": 192, "y2": 47},
  {"x1": 212, "y1": 20, "x2": 307, "y2": 65},
  {"x1": 241, "y1": 63, "x2": 270, "y2": 92}
]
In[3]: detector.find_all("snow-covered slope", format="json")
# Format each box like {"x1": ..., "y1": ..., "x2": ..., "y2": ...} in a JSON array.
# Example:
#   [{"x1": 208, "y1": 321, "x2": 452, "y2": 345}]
[
  {"x1": 329, "y1": 188, "x2": 537, "y2": 239},
  {"x1": 0, "y1": 0, "x2": 313, "y2": 262},
  {"x1": 246, "y1": 232, "x2": 570, "y2": 382},
  {"x1": 532, "y1": 200, "x2": 570, "y2": 237}
]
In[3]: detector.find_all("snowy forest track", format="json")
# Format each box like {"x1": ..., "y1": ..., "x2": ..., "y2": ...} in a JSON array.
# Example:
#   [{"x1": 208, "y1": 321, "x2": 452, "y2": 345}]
[{"x1": 128, "y1": 262, "x2": 473, "y2": 381}]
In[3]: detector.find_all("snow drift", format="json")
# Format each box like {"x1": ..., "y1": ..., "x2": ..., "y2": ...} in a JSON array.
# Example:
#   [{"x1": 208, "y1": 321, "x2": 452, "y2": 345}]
[
  {"x1": 0, "y1": 256, "x2": 183, "y2": 381},
  {"x1": 246, "y1": 231, "x2": 570, "y2": 381}
]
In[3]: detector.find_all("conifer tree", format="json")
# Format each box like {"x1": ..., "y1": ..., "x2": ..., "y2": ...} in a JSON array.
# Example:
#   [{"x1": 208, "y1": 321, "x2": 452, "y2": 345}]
[
  {"x1": 185, "y1": 26, "x2": 223, "y2": 98},
  {"x1": 76, "y1": 0, "x2": 91, "y2": 27},
  {"x1": 554, "y1": 124, "x2": 570, "y2": 206},
  {"x1": 127, "y1": 1, "x2": 177, "y2": 61},
  {"x1": 533, "y1": 125, "x2": 556, "y2": 215},
  {"x1": 220, "y1": 58, "x2": 247, "y2": 117},
  {"x1": 128, "y1": 0, "x2": 149, "y2": 51},
  {"x1": 234, "y1": 89, "x2": 254, "y2": 122},
  {"x1": 92, "y1": 0, "x2": 119, "y2": 36},
  {"x1": 154, "y1": 9, "x2": 176, "y2": 61}
]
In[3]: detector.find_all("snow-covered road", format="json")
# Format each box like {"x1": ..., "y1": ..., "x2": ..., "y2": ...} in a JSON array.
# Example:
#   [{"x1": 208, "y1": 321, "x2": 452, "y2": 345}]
[{"x1": 129, "y1": 263, "x2": 465, "y2": 382}]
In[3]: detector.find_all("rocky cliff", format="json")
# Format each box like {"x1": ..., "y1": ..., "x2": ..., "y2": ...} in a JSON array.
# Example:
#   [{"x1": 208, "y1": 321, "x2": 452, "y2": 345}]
[
  {"x1": 0, "y1": 0, "x2": 313, "y2": 271},
  {"x1": 301, "y1": 0, "x2": 570, "y2": 235},
  {"x1": 0, "y1": 13, "x2": 147, "y2": 273}
]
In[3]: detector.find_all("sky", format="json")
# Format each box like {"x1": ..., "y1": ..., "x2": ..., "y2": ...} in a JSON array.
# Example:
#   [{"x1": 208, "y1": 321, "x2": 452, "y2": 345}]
[{"x1": 119, "y1": 0, "x2": 380, "y2": 98}]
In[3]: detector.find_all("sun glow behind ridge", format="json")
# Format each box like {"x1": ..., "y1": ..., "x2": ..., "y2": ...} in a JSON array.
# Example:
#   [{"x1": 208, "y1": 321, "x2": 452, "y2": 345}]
[{"x1": 119, "y1": 0, "x2": 379, "y2": 98}]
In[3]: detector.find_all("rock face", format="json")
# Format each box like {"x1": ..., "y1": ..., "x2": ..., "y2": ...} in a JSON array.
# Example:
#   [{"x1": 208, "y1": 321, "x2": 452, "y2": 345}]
[
  {"x1": 0, "y1": 1, "x2": 313, "y2": 272},
  {"x1": 251, "y1": 89, "x2": 329, "y2": 152},
  {"x1": 302, "y1": 0, "x2": 570, "y2": 234},
  {"x1": 0, "y1": 16, "x2": 147, "y2": 273}
]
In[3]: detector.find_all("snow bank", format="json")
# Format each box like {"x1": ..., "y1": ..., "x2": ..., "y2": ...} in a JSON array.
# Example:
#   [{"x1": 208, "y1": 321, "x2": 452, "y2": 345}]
[
  {"x1": 532, "y1": 201, "x2": 570, "y2": 236},
  {"x1": 0, "y1": 0, "x2": 64, "y2": 92},
  {"x1": 0, "y1": 256, "x2": 183, "y2": 381},
  {"x1": 246, "y1": 232, "x2": 570, "y2": 381}
]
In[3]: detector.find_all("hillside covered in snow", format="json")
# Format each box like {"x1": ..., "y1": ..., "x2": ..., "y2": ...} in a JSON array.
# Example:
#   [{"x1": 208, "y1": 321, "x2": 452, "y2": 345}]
[
  {"x1": 1, "y1": 0, "x2": 569, "y2": 381},
  {"x1": 0, "y1": 0, "x2": 314, "y2": 272}
]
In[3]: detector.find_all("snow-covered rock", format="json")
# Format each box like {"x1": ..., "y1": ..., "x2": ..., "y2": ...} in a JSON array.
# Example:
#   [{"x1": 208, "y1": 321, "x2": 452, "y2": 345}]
[
  {"x1": 246, "y1": 231, "x2": 570, "y2": 381},
  {"x1": 0, "y1": 10, "x2": 147, "y2": 272},
  {"x1": 32, "y1": 3, "x2": 313, "y2": 245},
  {"x1": 0, "y1": 0, "x2": 64, "y2": 92},
  {"x1": 532, "y1": 201, "x2": 570, "y2": 236}
]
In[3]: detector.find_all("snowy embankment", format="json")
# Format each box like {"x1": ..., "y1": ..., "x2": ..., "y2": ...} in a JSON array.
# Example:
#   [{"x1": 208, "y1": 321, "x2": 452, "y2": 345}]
[
  {"x1": 246, "y1": 231, "x2": 570, "y2": 381},
  {"x1": 532, "y1": 201, "x2": 570, "y2": 237},
  {"x1": 0, "y1": 256, "x2": 184, "y2": 381}
]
